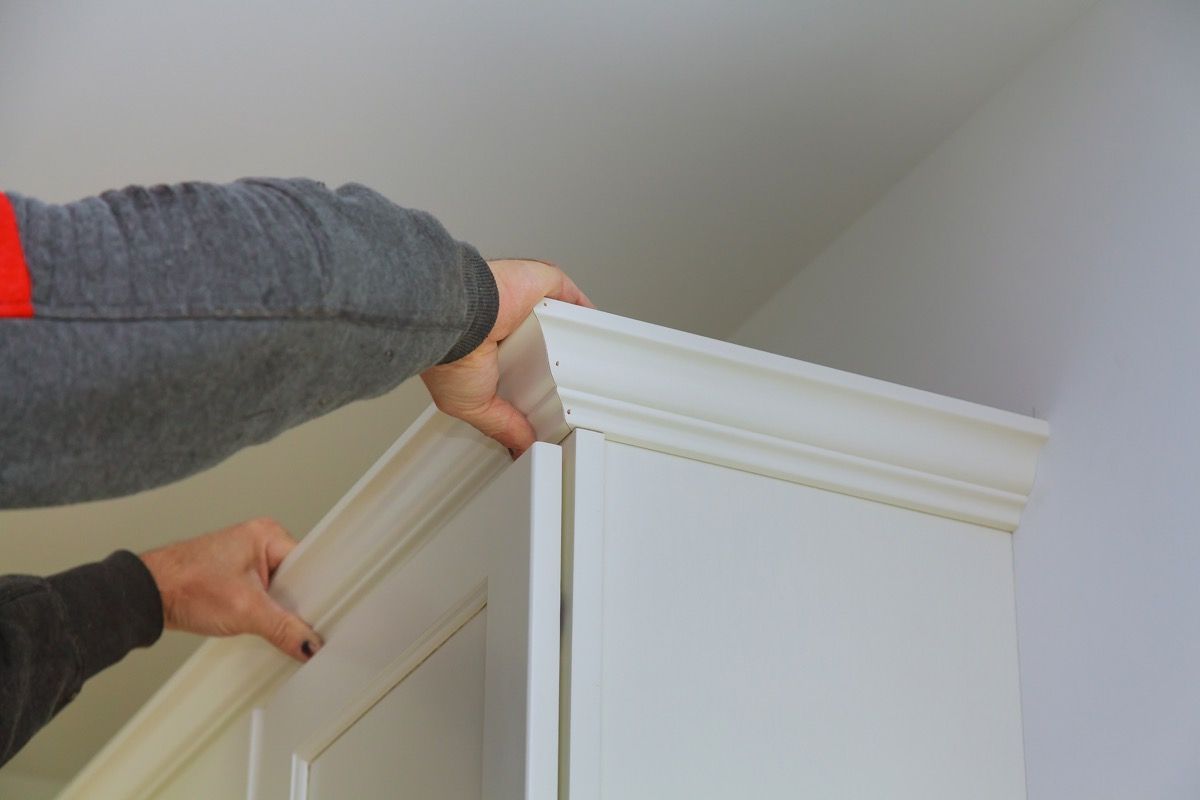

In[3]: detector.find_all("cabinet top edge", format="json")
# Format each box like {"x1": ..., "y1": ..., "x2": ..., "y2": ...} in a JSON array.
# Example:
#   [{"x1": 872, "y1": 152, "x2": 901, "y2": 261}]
[
  {"x1": 498, "y1": 299, "x2": 1049, "y2": 531},
  {"x1": 530, "y1": 299, "x2": 1048, "y2": 437}
]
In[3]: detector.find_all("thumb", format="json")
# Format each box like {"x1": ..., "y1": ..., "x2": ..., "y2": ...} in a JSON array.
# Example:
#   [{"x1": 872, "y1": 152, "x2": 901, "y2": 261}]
[
  {"x1": 246, "y1": 591, "x2": 324, "y2": 663},
  {"x1": 466, "y1": 395, "x2": 537, "y2": 458}
]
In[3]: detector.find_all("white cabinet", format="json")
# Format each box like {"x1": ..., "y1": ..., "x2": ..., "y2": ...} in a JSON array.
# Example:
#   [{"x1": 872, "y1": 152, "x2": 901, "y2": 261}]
[{"x1": 56, "y1": 300, "x2": 1048, "y2": 800}]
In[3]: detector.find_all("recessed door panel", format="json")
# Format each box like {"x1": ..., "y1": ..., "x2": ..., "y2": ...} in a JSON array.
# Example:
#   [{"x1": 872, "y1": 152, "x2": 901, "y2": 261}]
[{"x1": 308, "y1": 609, "x2": 487, "y2": 800}]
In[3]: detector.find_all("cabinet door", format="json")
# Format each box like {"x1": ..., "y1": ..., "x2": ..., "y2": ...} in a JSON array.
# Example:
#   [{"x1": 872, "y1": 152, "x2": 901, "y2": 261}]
[
  {"x1": 581, "y1": 439, "x2": 1026, "y2": 799},
  {"x1": 250, "y1": 442, "x2": 562, "y2": 800}
]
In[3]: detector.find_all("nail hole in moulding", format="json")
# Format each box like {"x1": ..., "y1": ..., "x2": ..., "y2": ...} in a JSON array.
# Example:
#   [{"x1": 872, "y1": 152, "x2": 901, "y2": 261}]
[
  {"x1": 555, "y1": 360, "x2": 560, "y2": 366},
  {"x1": 566, "y1": 409, "x2": 572, "y2": 415}
]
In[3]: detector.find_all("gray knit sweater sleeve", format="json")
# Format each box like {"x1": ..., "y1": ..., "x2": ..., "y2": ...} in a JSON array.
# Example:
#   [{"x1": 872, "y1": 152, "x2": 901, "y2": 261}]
[{"x1": 0, "y1": 177, "x2": 498, "y2": 508}]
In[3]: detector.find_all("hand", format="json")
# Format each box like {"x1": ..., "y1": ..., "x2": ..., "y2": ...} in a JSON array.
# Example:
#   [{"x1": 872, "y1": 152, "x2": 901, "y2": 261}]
[
  {"x1": 420, "y1": 259, "x2": 595, "y2": 459},
  {"x1": 139, "y1": 517, "x2": 321, "y2": 664}
]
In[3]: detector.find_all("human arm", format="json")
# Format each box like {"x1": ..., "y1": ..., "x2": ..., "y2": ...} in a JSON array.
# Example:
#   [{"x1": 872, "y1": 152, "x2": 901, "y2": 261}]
[
  {"x1": 0, "y1": 179, "x2": 589, "y2": 509},
  {"x1": 1, "y1": 177, "x2": 496, "y2": 507},
  {"x1": 0, "y1": 517, "x2": 316, "y2": 767},
  {"x1": 0, "y1": 550, "x2": 162, "y2": 767}
]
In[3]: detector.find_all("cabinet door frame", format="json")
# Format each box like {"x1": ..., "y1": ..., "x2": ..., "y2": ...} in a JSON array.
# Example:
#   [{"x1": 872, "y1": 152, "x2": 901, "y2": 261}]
[
  {"x1": 558, "y1": 428, "x2": 607, "y2": 800},
  {"x1": 250, "y1": 442, "x2": 562, "y2": 800}
]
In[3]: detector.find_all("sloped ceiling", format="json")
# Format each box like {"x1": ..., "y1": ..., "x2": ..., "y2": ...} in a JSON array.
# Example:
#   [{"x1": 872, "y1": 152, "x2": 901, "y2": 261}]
[{"x1": 0, "y1": 0, "x2": 1096, "y2": 785}]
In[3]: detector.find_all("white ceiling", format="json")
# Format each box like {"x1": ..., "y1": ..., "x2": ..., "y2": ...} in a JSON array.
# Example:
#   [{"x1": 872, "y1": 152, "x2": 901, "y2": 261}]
[{"x1": 0, "y1": 0, "x2": 1095, "y2": 785}]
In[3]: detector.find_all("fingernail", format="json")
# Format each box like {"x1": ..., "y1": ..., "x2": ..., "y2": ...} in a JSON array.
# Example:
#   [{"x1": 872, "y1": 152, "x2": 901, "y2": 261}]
[{"x1": 301, "y1": 640, "x2": 314, "y2": 658}]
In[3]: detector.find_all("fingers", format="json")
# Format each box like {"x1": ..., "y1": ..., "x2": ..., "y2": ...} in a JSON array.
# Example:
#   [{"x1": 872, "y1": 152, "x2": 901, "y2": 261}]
[
  {"x1": 464, "y1": 395, "x2": 538, "y2": 458},
  {"x1": 425, "y1": 258, "x2": 593, "y2": 457},
  {"x1": 526, "y1": 260, "x2": 595, "y2": 309},
  {"x1": 256, "y1": 519, "x2": 299, "y2": 578},
  {"x1": 241, "y1": 520, "x2": 318, "y2": 663},
  {"x1": 247, "y1": 592, "x2": 324, "y2": 664},
  {"x1": 551, "y1": 272, "x2": 596, "y2": 310},
  {"x1": 488, "y1": 259, "x2": 597, "y2": 316}
]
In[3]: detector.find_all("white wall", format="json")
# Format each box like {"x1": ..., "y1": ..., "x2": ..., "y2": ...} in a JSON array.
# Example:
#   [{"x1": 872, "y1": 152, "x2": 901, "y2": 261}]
[
  {"x1": 733, "y1": 1, "x2": 1200, "y2": 797},
  {"x1": 0, "y1": 772, "x2": 63, "y2": 800},
  {"x1": 0, "y1": 0, "x2": 1091, "y2": 341}
]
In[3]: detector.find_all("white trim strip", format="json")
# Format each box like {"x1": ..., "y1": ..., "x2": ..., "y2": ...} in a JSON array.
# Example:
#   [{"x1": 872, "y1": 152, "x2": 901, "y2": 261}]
[
  {"x1": 56, "y1": 409, "x2": 510, "y2": 800},
  {"x1": 499, "y1": 300, "x2": 1048, "y2": 531}
]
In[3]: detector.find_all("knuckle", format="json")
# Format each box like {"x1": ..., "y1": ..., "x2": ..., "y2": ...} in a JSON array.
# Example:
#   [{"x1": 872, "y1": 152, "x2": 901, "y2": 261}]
[
  {"x1": 245, "y1": 516, "x2": 289, "y2": 544},
  {"x1": 270, "y1": 616, "x2": 293, "y2": 649},
  {"x1": 250, "y1": 515, "x2": 281, "y2": 532}
]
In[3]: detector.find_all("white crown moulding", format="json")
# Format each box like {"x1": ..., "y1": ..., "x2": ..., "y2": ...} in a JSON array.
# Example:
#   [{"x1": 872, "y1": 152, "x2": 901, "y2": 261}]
[
  {"x1": 497, "y1": 299, "x2": 1049, "y2": 532},
  {"x1": 57, "y1": 409, "x2": 515, "y2": 800}
]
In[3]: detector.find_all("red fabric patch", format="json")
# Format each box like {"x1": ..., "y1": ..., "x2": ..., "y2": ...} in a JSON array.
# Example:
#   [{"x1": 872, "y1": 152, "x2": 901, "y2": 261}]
[{"x1": 0, "y1": 192, "x2": 34, "y2": 317}]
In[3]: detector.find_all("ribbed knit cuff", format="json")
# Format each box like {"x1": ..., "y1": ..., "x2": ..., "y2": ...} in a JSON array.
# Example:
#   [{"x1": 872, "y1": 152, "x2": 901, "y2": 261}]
[
  {"x1": 45, "y1": 550, "x2": 165, "y2": 684},
  {"x1": 438, "y1": 245, "x2": 499, "y2": 364}
]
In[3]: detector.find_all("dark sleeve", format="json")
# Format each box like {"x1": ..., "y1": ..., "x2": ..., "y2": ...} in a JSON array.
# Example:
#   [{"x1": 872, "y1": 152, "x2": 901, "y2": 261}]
[
  {"x1": 0, "y1": 178, "x2": 499, "y2": 508},
  {"x1": 0, "y1": 550, "x2": 163, "y2": 767}
]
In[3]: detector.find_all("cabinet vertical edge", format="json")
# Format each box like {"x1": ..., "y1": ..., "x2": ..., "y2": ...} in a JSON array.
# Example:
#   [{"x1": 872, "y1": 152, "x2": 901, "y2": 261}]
[
  {"x1": 526, "y1": 442, "x2": 566, "y2": 800},
  {"x1": 559, "y1": 429, "x2": 606, "y2": 800}
]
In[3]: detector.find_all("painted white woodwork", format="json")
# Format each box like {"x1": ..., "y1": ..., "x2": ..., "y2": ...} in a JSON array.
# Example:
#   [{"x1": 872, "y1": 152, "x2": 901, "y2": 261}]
[
  {"x1": 251, "y1": 442, "x2": 562, "y2": 799},
  {"x1": 557, "y1": 429, "x2": 606, "y2": 800},
  {"x1": 56, "y1": 301, "x2": 1047, "y2": 800},
  {"x1": 594, "y1": 440, "x2": 1025, "y2": 798},
  {"x1": 56, "y1": 408, "x2": 512, "y2": 800},
  {"x1": 307, "y1": 610, "x2": 488, "y2": 798},
  {"x1": 498, "y1": 300, "x2": 1047, "y2": 531},
  {"x1": 152, "y1": 709, "x2": 253, "y2": 800}
]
